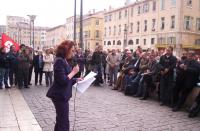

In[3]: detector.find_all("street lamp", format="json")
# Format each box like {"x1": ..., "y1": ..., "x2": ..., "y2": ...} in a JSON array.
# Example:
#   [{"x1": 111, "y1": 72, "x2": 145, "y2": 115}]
[
  {"x1": 27, "y1": 15, "x2": 36, "y2": 50},
  {"x1": 80, "y1": 0, "x2": 83, "y2": 49}
]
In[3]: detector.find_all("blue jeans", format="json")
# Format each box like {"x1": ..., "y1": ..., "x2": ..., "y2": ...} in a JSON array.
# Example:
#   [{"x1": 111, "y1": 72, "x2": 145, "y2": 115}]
[
  {"x1": 109, "y1": 66, "x2": 118, "y2": 85},
  {"x1": 0, "y1": 68, "x2": 9, "y2": 87}
]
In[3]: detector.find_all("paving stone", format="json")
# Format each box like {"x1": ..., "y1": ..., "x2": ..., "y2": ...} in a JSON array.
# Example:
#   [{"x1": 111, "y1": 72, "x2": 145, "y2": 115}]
[{"x1": 21, "y1": 84, "x2": 200, "y2": 131}]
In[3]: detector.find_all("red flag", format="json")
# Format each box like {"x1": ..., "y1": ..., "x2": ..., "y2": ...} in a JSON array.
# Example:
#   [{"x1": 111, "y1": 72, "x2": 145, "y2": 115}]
[{"x1": 1, "y1": 33, "x2": 20, "y2": 52}]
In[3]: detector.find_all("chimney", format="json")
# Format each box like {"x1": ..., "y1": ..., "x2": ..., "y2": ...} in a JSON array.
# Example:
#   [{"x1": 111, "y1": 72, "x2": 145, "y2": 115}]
[{"x1": 93, "y1": 9, "x2": 95, "y2": 14}]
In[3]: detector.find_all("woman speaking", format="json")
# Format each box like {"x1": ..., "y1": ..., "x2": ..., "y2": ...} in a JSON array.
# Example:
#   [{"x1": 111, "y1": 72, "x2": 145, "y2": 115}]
[{"x1": 47, "y1": 40, "x2": 81, "y2": 131}]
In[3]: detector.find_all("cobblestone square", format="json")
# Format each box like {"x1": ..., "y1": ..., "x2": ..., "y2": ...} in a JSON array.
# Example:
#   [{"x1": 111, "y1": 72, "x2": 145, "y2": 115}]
[{"x1": 21, "y1": 84, "x2": 200, "y2": 131}]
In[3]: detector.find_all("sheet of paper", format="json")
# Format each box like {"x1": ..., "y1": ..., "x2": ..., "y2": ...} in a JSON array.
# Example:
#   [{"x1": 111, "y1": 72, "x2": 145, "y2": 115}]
[
  {"x1": 74, "y1": 77, "x2": 96, "y2": 93},
  {"x1": 73, "y1": 71, "x2": 97, "y2": 93}
]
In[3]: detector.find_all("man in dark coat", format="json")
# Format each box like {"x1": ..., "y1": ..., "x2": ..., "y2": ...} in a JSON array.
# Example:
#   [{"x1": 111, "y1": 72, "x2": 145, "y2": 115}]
[
  {"x1": 0, "y1": 47, "x2": 11, "y2": 89},
  {"x1": 33, "y1": 50, "x2": 44, "y2": 85},
  {"x1": 173, "y1": 51, "x2": 200, "y2": 112},
  {"x1": 8, "y1": 45, "x2": 19, "y2": 87},
  {"x1": 159, "y1": 47, "x2": 177, "y2": 107}
]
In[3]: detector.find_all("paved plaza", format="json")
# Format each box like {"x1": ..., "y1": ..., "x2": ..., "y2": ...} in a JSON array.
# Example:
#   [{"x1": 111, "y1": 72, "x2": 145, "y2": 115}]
[{"x1": 18, "y1": 84, "x2": 200, "y2": 131}]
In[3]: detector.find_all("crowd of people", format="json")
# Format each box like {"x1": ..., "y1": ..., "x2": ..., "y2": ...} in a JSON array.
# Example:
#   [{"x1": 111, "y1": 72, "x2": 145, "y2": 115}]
[{"x1": 1, "y1": 44, "x2": 200, "y2": 118}]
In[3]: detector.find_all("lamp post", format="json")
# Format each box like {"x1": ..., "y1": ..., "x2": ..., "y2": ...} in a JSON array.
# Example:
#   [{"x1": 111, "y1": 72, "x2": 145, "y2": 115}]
[
  {"x1": 80, "y1": 0, "x2": 83, "y2": 49},
  {"x1": 27, "y1": 15, "x2": 36, "y2": 50},
  {"x1": 74, "y1": 0, "x2": 77, "y2": 43}
]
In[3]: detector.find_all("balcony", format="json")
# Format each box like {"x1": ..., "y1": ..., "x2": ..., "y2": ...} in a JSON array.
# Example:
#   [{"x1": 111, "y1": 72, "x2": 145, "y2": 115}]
[
  {"x1": 155, "y1": 43, "x2": 175, "y2": 48},
  {"x1": 181, "y1": 44, "x2": 200, "y2": 49}
]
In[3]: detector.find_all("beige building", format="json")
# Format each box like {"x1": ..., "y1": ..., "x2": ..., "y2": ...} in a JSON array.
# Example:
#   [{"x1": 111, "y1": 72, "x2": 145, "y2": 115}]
[
  {"x1": 76, "y1": 10, "x2": 104, "y2": 51},
  {"x1": 45, "y1": 25, "x2": 66, "y2": 48},
  {"x1": 6, "y1": 16, "x2": 49, "y2": 50},
  {"x1": 103, "y1": 0, "x2": 200, "y2": 55}
]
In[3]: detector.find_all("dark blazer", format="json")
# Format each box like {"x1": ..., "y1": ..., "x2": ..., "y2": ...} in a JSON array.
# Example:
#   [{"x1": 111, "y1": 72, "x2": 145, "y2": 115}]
[
  {"x1": 33, "y1": 55, "x2": 44, "y2": 72},
  {"x1": 46, "y1": 57, "x2": 76, "y2": 102}
]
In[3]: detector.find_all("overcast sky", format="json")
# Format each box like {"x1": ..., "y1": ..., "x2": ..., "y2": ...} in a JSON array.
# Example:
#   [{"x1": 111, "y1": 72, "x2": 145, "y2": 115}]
[{"x1": 0, "y1": 0, "x2": 131, "y2": 27}]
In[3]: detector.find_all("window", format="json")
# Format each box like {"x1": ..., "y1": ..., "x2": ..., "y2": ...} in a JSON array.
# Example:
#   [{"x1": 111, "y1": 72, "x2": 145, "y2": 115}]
[
  {"x1": 171, "y1": 15, "x2": 175, "y2": 29},
  {"x1": 96, "y1": 20, "x2": 99, "y2": 25},
  {"x1": 96, "y1": 30, "x2": 99, "y2": 38},
  {"x1": 113, "y1": 40, "x2": 115, "y2": 45},
  {"x1": 104, "y1": 41, "x2": 106, "y2": 45},
  {"x1": 131, "y1": 7, "x2": 134, "y2": 17},
  {"x1": 125, "y1": 10, "x2": 128, "y2": 18},
  {"x1": 117, "y1": 40, "x2": 121, "y2": 45},
  {"x1": 104, "y1": 16, "x2": 108, "y2": 22},
  {"x1": 138, "y1": 6, "x2": 141, "y2": 14},
  {"x1": 144, "y1": 39, "x2": 146, "y2": 45},
  {"x1": 153, "y1": 1, "x2": 156, "y2": 11},
  {"x1": 160, "y1": 0, "x2": 165, "y2": 10},
  {"x1": 195, "y1": 39, "x2": 200, "y2": 45},
  {"x1": 197, "y1": 18, "x2": 200, "y2": 31},
  {"x1": 128, "y1": 40, "x2": 134, "y2": 45},
  {"x1": 109, "y1": 27, "x2": 111, "y2": 35},
  {"x1": 187, "y1": 0, "x2": 192, "y2": 6},
  {"x1": 151, "y1": 38, "x2": 155, "y2": 45},
  {"x1": 109, "y1": 14, "x2": 112, "y2": 21},
  {"x1": 152, "y1": 19, "x2": 156, "y2": 31},
  {"x1": 137, "y1": 21, "x2": 140, "y2": 32},
  {"x1": 119, "y1": 11, "x2": 122, "y2": 19},
  {"x1": 161, "y1": 17, "x2": 165, "y2": 30},
  {"x1": 158, "y1": 37, "x2": 166, "y2": 44},
  {"x1": 130, "y1": 23, "x2": 133, "y2": 33},
  {"x1": 107, "y1": 41, "x2": 111, "y2": 45},
  {"x1": 124, "y1": 24, "x2": 127, "y2": 31},
  {"x1": 96, "y1": 43, "x2": 99, "y2": 46},
  {"x1": 114, "y1": 26, "x2": 116, "y2": 35},
  {"x1": 184, "y1": 16, "x2": 193, "y2": 30},
  {"x1": 167, "y1": 37, "x2": 176, "y2": 44},
  {"x1": 104, "y1": 27, "x2": 107, "y2": 37},
  {"x1": 143, "y1": 3, "x2": 149, "y2": 13},
  {"x1": 136, "y1": 39, "x2": 139, "y2": 44},
  {"x1": 144, "y1": 20, "x2": 147, "y2": 32},
  {"x1": 171, "y1": 0, "x2": 176, "y2": 6},
  {"x1": 118, "y1": 25, "x2": 121, "y2": 35}
]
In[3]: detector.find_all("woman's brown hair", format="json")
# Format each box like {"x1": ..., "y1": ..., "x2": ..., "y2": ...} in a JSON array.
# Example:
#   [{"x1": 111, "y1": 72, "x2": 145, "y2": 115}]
[{"x1": 56, "y1": 40, "x2": 75, "y2": 58}]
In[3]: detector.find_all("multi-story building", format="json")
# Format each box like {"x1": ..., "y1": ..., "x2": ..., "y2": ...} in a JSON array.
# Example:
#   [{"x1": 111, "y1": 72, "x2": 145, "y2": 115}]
[
  {"x1": 76, "y1": 10, "x2": 104, "y2": 50},
  {"x1": 66, "y1": 16, "x2": 80, "y2": 41},
  {"x1": 0, "y1": 25, "x2": 6, "y2": 48},
  {"x1": 6, "y1": 16, "x2": 49, "y2": 50},
  {"x1": 45, "y1": 25, "x2": 66, "y2": 48},
  {"x1": 104, "y1": 0, "x2": 200, "y2": 55}
]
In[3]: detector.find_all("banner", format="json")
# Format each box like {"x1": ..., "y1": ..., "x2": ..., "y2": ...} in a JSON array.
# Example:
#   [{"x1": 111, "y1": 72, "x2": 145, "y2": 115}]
[{"x1": 1, "y1": 33, "x2": 20, "y2": 52}]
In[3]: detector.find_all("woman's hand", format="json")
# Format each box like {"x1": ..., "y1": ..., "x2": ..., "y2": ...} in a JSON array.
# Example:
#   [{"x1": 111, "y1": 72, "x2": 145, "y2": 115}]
[
  {"x1": 77, "y1": 77, "x2": 84, "y2": 82},
  {"x1": 72, "y1": 65, "x2": 80, "y2": 74}
]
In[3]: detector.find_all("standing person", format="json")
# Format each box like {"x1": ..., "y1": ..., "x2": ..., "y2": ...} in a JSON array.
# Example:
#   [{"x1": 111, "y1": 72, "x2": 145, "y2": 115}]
[
  {"x1": 28, "y1": 48, "x2": 34, "y2": 85},
  {"x1": 17, "y1": 46, "x2": 31, "y2": 89},
  {"x1": 172, "y1": 51, "x2": 200, "y2": 112},
  {"x1": 46, "y1": 40, "x2": 82, "y2": 131},
  {"x1": 85, "y1": 49, "x2": 93, "y2": 75},
  {"x1": 106, "y1": 49, "x2": 120, "y2": 87},
  {"x1": 74, "y1": 48, "x2": 85, "y2": 77},
  {"x1": 159, "y1": 47, "x2": 177, "y2": 106},
  {"x1": 33, "y1": 50, "x2": 44, "y2": 86},
  {"x1": 0, "y1": 47, "x2": 11, "y2": 89},
  {"x1": 8, "y1": 45, "x2": 18, "y2": 87},
  {"x1": 43, "y1": 49, "x2": 54, "y2": 87},
  {"x1": 91, "y1": 45, "x2": 106, "y2": 86}
]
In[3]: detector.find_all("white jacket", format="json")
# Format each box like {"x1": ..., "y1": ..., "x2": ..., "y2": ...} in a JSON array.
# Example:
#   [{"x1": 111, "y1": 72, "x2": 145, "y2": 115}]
[{"x1": 43, "y1": 54, "x2": 54, "y2": 72}]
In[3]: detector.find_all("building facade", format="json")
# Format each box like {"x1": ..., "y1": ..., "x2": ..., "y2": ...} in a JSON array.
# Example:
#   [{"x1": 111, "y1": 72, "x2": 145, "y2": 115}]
[
  {"x1": 45, "y1": 25, "x2": 66, "y2": 48},
  {"x1": 6, "y1": 16, "x2": 49, "y2": 50},
  {"x1": 103, "y1": 0, "x2": 200, "y2": 55},
  {"x1": 76, "y1": 11, "x2": 104, "y2": 51}
]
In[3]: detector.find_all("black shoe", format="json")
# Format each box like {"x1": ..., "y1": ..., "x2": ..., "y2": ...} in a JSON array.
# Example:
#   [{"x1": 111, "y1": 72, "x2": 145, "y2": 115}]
[
  {"x1": 5, "y1": 86, "x2": 11, "y2": 89},
  {"x1": 108, "y1": 83, "x2": 112, "y2": 86},
  {"x1": 160, "y1": 103, "x2": 165, "y2": 106},
  {"x1": 39, "y1": 83, "x2": 42, "y2": 86},
  {"x1": 24, "y1": 86, "x2": 30, "y2": 88},
  {"x1": 0, "y1": 87, "x2": 3, "y2": 89},
  {"x1": 172, "y1": 107, "x2": 179, "y2": 112},
  {"x1": 28, "y1": 83, "x2": 32, "y2": 85},
  {"x1": 139, "y1": 97, "x2": 147, "y2": 100},
  {"x1": 188, "y1": 113, "x2": 197, "y2": 118}
]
